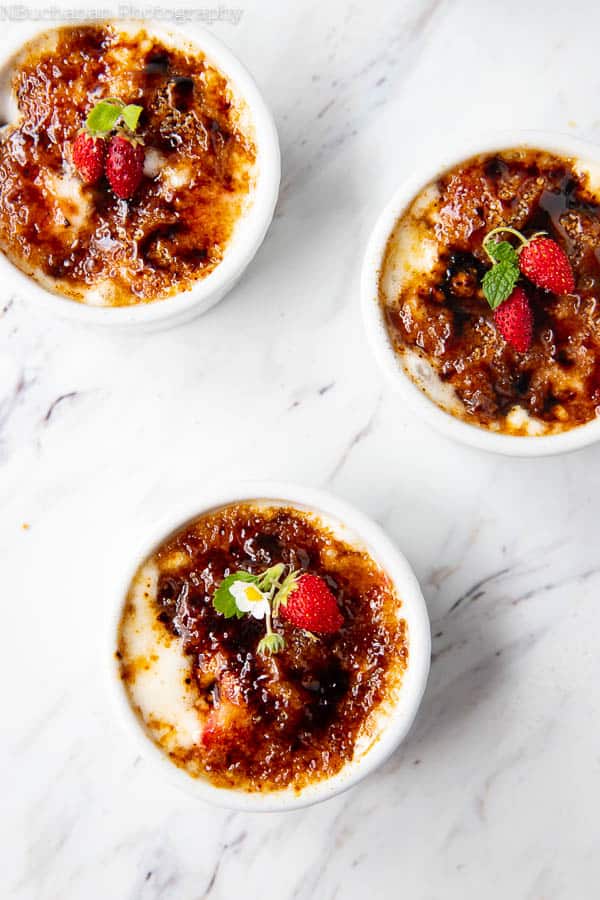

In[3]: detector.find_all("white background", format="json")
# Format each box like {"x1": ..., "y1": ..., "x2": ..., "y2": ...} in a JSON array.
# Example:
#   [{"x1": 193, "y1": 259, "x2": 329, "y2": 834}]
[{"x1": 2, "y1": 1, "x2": 600, "y2": 897}]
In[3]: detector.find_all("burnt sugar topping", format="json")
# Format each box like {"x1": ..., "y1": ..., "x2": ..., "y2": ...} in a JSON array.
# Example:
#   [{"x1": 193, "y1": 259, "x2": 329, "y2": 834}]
[
  {"x1": 0, "y1": 24, "x2": 256, "y2": 305},
  {"x1": 380, "y1": 149, "x2": 600, "y2": 435},
  {"x1": 117, "y1": 504, "x2": 407, "y2": 793}
]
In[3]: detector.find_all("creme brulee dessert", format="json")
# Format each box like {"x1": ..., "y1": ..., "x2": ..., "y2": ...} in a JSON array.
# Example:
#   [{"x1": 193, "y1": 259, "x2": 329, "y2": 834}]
[
  {"x1": 380, "y1": 148, "x2": 600, "y2": 435},
  {"x1": 116, "y1": 503, "x2": 407, "y2": 793},
  {"x1": 0, "y1": 24, "x2": 256, "y2": 305}
]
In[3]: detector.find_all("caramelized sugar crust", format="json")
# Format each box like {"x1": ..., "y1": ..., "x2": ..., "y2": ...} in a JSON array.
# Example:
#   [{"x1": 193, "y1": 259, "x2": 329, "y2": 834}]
[
  {"x1": 118, "y1": 504, "x2": 407, "y2": 792},
  {"x1": 381, "y1": 150, "x2": 600, "y2": 434},
  {"x1": 0, "y1": 25, "x2": 256, "y2": 305}
]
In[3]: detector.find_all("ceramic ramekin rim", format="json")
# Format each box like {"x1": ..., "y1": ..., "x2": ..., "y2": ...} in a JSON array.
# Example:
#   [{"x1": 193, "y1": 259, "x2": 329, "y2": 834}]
[
  {"x1": 0, "y1": 18, "x2": 281, "y2": 327},
  {"x1": 361, "y1": 128, "x2": 600, "y2": 457},
  {"x1": 106, "y1": 481, "x2": 431, "y2": 812}
]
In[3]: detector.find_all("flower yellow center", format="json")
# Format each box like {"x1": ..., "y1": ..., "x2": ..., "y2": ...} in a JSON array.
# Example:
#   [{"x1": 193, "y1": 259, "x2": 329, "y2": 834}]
[{"x1": 244, "y1": 584, "x2": 263, "y2": 602}]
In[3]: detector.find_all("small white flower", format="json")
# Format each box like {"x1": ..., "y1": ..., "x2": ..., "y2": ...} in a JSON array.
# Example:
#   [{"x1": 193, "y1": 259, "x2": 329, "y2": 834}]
[{"x1": 230, "y1": 580, "x2": 271, "y2": 620}]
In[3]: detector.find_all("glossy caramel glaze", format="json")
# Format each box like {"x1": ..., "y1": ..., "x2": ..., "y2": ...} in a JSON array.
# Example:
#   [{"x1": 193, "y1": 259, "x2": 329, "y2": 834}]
[
  {"x1": 381, "y1": 149, "x2": 600, "y2": 434},
  {"x1": 118, "y1": 504, "x2": 407, "y2": 792},
  {"x1": 0, "y1": 25, "x2": 256, "y2": 305}
]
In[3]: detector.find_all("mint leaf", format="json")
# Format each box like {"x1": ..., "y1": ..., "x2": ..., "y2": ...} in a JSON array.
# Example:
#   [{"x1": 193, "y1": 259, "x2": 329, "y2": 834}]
[
  {"x1": 213, "y1": 571, "x2": 256, "y2": 619},
  {"x1": 482, "y1": 261, "x2": 519, "y2": 309},
  {"x1": 485, "y1": 240, "x2": 519, "y2": 267},
  {"x1": 86, "y1": 100, "x2": 123, "y2": 136},
  {"x1": 257, "y1": 632, "x2": 285, "y2": 656},
  {"x1": 121, "y1": 104, "x2": 143, "y2": 132}
]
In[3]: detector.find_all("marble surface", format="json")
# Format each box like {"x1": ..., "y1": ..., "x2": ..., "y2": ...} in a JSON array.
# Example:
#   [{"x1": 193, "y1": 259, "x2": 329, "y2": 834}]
[{"x1": 2, "y1": 0, "x2": 600, "y2": 897}]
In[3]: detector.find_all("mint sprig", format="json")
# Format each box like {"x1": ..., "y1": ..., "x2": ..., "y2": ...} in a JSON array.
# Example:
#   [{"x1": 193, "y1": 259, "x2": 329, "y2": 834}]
[
  {"x1": 86, "y1": 100, "x2": 123, "y2": 135},
  {"x1": 485, "y1": 240, "x2": 519, "y2": 267},
  {"x1": 121, "y1": 104, "x2": 143, "y2": 132},
  {"x1": 481, "y1": 230, "x2": 522, "y2": 310},
  {"x1": 482, "y1": 260, "x2": 519, "y2": 309},
  {"x1": 85, "y1": 99, "x2": 143, "y2": 136}
]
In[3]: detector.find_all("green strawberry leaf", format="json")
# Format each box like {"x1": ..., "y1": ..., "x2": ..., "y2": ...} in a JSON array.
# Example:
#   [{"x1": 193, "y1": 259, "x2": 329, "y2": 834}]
[
  {"x1": 482, "y1": 261, "x2": 520, "y2": 310},
  {"x1": 485, "y1": 240, "x2": 519, "y2": 267},
  {"x1": 86, "y1": 100, "x2": 123, "y2": 136},
  {"x1": 212, "y1": 571, "x2": 257, "y2": 619},
  {"x1": 257, "y1": 632, "x2": 285, "y2": 656},
  {"x1": 121, "y1": 104, "x2": 143, "y2": 132}
]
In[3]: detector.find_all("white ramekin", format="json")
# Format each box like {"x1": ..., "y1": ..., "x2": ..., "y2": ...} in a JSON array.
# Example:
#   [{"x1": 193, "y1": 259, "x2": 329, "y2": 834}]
[
  {"x1": 107, "y1": 482, "x2": 431, "y2": 812},
  {"x1": 362, "y1": 130, "x2": 600, "y2": 456},
  {"x1": 0, "y1": 20, "x2": 280, "y2": 331}
]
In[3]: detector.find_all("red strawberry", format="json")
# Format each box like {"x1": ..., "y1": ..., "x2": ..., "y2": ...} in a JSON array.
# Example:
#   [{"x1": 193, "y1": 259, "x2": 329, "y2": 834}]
[
  {"x1": 519, "y1": 236, "x2": 575, "y2": 294},
  {"x1": 281, "y1": 574, "x2": 343, "y2": 634},
  {"x1": 105, "y1": 134, "x2": 144, "y2": 199},
  {"x1": 72, "y1": 131, "x2": 106, "y2": 184},
  {"x1": 493, "y1": 286, "x2": 533, "y2": 353}
]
